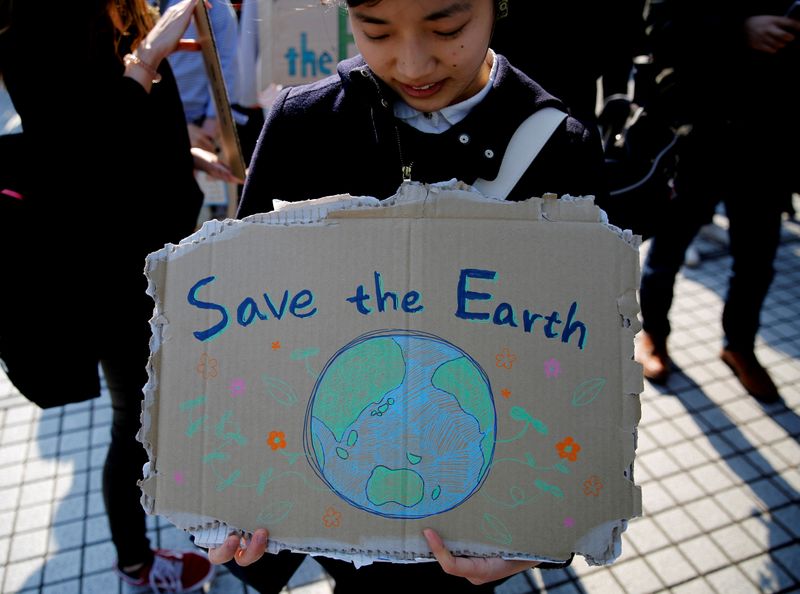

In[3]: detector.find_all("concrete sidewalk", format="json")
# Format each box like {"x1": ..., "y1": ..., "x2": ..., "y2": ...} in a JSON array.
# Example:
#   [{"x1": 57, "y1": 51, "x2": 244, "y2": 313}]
[{"x1": 1, "y1": 214, "x2": 799, "y2": 593}]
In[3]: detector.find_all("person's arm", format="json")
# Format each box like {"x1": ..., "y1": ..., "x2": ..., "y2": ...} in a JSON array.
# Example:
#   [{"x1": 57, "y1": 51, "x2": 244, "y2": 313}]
[
  {"x1": 743, "y1": 15, "x2": 800, "y2": 53},
  {"x1": 124, "y1": 0, "x2": 198, "y2": 94}
]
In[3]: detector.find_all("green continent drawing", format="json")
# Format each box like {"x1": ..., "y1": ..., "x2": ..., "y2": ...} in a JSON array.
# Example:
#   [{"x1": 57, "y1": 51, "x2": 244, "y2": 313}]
[{"x1": 304, "y1": 330, "x2": 496, "y2": 519}]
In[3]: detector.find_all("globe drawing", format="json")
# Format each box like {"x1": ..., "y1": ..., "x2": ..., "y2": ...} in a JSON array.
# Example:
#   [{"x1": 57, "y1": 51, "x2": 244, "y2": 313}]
[{"x1": 304, "y1": 330, "x2": 496, "y2": 519}]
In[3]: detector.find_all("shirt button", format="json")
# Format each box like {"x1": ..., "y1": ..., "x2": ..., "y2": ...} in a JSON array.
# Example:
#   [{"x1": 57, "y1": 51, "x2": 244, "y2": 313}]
[
  {"x1": 360, "y1": 69, "x2": 370, "y2": 77},
  {"x1": 459, "y1": 134, "x2": 470, "y2": 144},
  {"x1": 381, "y1": 99, "x2": 389, "y2": 108},
  {"x1": 484, "y1": 149, "x2": 495, "y2": 159}
]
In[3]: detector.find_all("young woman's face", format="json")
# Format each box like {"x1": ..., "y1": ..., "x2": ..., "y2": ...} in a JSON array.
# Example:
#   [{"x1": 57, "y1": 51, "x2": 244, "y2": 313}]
[{"x1": 349, "y1": 0, "x2": 494, "y2": 112}]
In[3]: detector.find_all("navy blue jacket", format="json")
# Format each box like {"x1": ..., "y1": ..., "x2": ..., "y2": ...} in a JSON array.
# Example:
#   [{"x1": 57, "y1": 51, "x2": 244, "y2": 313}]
[{"x1": 239, "y1": 55, "x2": 606, "y2": 217}]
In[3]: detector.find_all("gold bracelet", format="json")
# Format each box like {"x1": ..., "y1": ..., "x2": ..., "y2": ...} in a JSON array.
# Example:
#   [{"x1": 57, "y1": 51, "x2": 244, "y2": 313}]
[{"x1": 123, "y1": 53, "x2": 162, "y2": 84}]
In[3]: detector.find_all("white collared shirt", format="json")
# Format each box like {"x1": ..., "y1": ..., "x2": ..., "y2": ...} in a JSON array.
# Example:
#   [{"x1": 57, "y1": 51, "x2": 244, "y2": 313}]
[{"x1": 393, "y1": 50, "x2": 498, "y2": 134}]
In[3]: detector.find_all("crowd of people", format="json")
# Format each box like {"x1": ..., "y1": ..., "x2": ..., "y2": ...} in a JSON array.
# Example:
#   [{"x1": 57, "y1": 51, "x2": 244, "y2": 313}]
[{"x1": 0, "y1": 0, "x2": 797, "y2": 592}]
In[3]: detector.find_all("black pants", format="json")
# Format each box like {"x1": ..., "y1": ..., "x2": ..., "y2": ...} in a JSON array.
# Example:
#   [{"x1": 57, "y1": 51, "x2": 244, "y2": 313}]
[
  {"x1": 640, "y1": 121, "x2": 786, "y2": 352},
  {"x1": 225, "y1": 551, "x2": 506, "y2": 593},
  {"x1": 101, "y1": 356, "x2": 153, "y2": 568}
]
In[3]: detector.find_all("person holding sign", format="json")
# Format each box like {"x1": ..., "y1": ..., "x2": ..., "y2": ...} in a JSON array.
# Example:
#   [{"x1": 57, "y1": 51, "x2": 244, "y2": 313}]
[
  {"x1": 208, "y1": 0, "x2": 606, "y2": 592},
  {"x1": 0, "y1": 0, "x2": 216, "y2": 590}
]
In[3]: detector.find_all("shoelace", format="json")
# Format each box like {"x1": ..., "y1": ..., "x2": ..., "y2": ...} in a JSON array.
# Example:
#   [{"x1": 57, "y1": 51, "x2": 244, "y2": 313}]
[{"x1": 149, "y1": 553, "x2": 184, "y2": 593}]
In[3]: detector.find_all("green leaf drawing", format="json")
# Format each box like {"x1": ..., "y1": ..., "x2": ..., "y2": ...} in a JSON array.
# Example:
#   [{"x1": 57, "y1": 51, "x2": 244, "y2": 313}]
[
  {"x1": 554, "y1": 463, "x2": 570, "y2": 474},
  {"x1": 534, "y1": 479, "x2": 564, "y2": 499},
  {"x1": 262, "y1": 374, "x2": 298, "y2": 407},
  {"x1": 571, "y1": 378, "x2": 607, "y2": 407},
  {"x1": 481, "y1": 513, "x2": 513, "y2": 545},
  {"x1": 256, "y1": 500, "x2": 293, "y2": 525}
]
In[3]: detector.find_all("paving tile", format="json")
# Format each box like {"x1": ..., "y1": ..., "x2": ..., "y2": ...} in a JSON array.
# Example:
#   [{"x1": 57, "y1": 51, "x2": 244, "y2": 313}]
[
  {"x1": 683, "y1": 497, "x2": 734, "y2": 532},
  {"x1": 770, "y1": 437, "x2": 800, "y2": 468},
  {"x1": 24, "y1": 458, "x2": 58, "y2": 482},
  {"x1": 58, "y1": 429, "x2": 91, "y2": 454},
  {"x1": 738, "y1": 553, "x2": 796, "y2": 593},
  {"x1": 747, "y1": 477, "x2": 792, "y2": 509},
  {"x1": 19, "y1": 477, "x2": 55, "y2": 506},
  {"x1": 42, "y1": 548, "x2": 82, "y2": 583},
  {"x1": 688, "y1": 461, "x2": 735, "y2": 494},
  {"x1": 89, "y1": 445, "x2": 107, "y2": 469},
  {"x1": 708, "y1": 523, "x2": 762, "y2": 562},
  {"x1": 641, "y1": 482, "x2": 677, "y2": 515},
  {"x1": 0, "y1": 422, "x2": 32, "y2": 445},
  {"x1": 2, "y1": 557, "x2": 43, "y2": 592},
  {"x1": 536, "y1": 567, "x2": 573, "y2": 589},
  {"x1": 90, "y1": 425, "x2": 111, "y2": 447},
  {"x1": 4, "y1": 406, "x2": 36, "y2": 425},
  {"x1": 87, "y1": 491, "x2": 106, "y2": 516},
  {"x1": 575, "y1": 568, "x2": 621, "y2": 592},
  {"x1": 677, "y1": 535, "x2": 728, "y2": 574},
  {"x1": 624, "y1": 517, "x2": 670, "y2": 555},
  {"x1": 660, "y1": 473, "x2": 704, "y2": 504},
  {"x1": 493, "y1": 570, "x2": 536, "y2": 594},
  {"x1": 35, "y1": 417, "x2": 61, "y2": 439},
  {"x1": 207, "y1": 568, "x2": 248, "y2": 594},
  {"x1": 740, "y1": 417, "x2": 787, "y2": 447},
  {"x1": 718, "y1": 426, "x2": 758, "y2": 454},
  {"x1": 0, "y1": 510, "x2": 14, "y2": 538},
  {"x1": 61, "y1": 411, "x2": 91, "y2": 433},
  {"x1": 290, "y1": 582, "x2": 337, "y2": 594},
  {"x1": 42, "y1": 578, "x2": 81, "y2": 594},
  {"x1": 668, "y1": 577, "x2": 714, "y2": 594},
  {"x1": 609, "y1": 557, "x2": 663, "y2": 593},
  {"x1": 772, "y1": 409, "x2": 800, "y2": 437},
  {"x1": 53, "y1": 495, "x2": 86, "y2": 524},
  {"x1": 82, "y1": 540, "x2": 116, "y2": 574},
  {"x1": 0, "y1": 485, "x2": 19, "y2": 511},
  {"x1": 712, "y1": 487, "x2": 761, "y2": 520},
  {"x1": 705, "y1": 566, "x2": 760, "y2": 593},
  {"x1": 0, "y1": 535, "x2": 9, "y2": 564},
  {"x1": 722, "y1": 454, "x2": 763, "y2": 484},
  {"x1": 82, "y1": 569, "x2": 122, "y2": 594},
  {"x1": 33, "y1": 434, "x2": 59, "y2": 458},
  {"x1": 645, "y1": 547, "x2": 696, "y2": 587},
  {"x1": 85, "y1": 514, "x2": 111, "y2": 544},
  {"x1": 15, "y1": 501, "x2": 53, "y2": 532},
  {"x1": 668, "y1": 440, "x2": 709, "y2": 471},
  {"x1": 638, "y1": 449, "x2": 681, "y2": 478},
  {"x1": 9, "y1": 528, "x2": 49, "y2": 562},
  {"x1": 0, "y1": 442, "x2": 28, "y2": 466},
  {"x1": 648, "y1": 421, "x2": 687, "y2": 448},
  {"x1": 739, "y1": 513, "x2": 793, "y2": 549},
  {"x1": 745, "y1": 446, "x2": 792, "y2": 475},
  {"x1": 696, "y1": 407, "x2": 733, "y2": 432},
  {"x1": 48, "y1": 519, "x2": 85, "y2": 553},
  {"x1": 771, "y1": 543, "x2": 800, "y2": 581},
  {"x1": 652, "y1": 507, "x2": 702, "y2": 542}
]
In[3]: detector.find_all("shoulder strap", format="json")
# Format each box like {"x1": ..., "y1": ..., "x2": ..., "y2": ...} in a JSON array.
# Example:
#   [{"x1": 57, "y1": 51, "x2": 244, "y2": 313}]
[{"x1": 473, "y1": 107, "x2": 568, "y2": 200}]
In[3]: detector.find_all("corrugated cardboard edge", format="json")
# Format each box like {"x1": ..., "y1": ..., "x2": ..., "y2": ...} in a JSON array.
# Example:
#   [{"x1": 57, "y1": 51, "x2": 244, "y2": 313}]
[{"x1": 140, "y1": 180, "x2": 643, "y2": 565}]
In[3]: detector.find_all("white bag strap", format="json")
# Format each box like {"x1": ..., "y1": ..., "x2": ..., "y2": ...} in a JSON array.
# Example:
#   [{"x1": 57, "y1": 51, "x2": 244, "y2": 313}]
[{"x1": 473, "y1": 107, "x2": 568, "y2": 200}]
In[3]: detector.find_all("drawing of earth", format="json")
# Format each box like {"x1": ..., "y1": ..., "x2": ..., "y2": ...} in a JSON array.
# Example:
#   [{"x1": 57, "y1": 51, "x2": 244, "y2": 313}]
[{"x1": 304, "y1": 330, "x2": 496, "y2": 519}]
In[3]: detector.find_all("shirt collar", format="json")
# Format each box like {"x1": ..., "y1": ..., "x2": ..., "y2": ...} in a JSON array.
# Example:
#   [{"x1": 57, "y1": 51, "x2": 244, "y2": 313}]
[{"x1": 393, "y1": 50, "x2": 497, "y2": 134}]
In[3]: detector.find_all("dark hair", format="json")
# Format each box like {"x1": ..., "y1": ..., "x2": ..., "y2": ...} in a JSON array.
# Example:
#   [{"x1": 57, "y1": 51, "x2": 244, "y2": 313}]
[{"x1": 328, "y1": 0, "x2": 509, "y2": 18}]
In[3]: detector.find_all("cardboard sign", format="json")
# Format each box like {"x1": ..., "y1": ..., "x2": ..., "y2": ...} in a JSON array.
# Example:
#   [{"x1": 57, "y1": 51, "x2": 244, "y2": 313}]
[
  {"x1": 194, "y1": 1, "x2": 247, "y2": 180},
  {"x1": 258, "y1": 0, "x2": 358, "y2": 88},
  {"x1": 142, "y1": 183, "x2": 642, "y2": 565}
]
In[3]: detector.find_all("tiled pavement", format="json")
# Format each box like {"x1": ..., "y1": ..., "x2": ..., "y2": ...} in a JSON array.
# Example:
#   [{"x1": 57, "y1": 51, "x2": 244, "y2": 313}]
[{"x1": 1, "y1": 195, "x2": 799, "y2": 593}]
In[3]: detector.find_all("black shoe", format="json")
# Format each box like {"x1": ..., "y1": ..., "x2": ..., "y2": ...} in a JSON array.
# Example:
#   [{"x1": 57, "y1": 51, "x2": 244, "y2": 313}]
[{"x1": 721, "y1": 349, "x2": 781, "y2": 404}]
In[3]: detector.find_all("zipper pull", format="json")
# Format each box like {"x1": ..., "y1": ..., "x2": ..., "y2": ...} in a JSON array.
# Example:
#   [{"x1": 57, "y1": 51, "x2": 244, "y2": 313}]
[{"x1": 402, "y1": 164, "x2": 413, "y2": 182}]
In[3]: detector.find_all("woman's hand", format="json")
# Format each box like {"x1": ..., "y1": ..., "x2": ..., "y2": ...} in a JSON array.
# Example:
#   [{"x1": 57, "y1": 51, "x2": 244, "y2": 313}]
[
  {"x1": 423, "y1": 528, "x2": 540, "y2": 586},
  {"x1": 191, "y1": 147, "x2": 245, "y2": 184},
  {"x1": 208, "y1": 528, "x2": 269, "y2": 566},
  {"x1": 138, "y1": 0, "x2": 199, "y2": 66},
  {"x1": 744, "y1": 15, "x2": 800, "y2": 54}
]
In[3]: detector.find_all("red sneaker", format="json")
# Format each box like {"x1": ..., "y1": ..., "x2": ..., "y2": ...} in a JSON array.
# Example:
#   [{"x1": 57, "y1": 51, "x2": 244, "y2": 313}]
[{"x1": 114, "y1": 549, "x2": 215, "y2": 592}]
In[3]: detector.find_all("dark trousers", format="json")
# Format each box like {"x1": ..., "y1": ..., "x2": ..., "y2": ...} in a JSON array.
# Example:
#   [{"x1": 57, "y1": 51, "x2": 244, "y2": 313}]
[
  {"x1": 639, "y1": 124, "x2": 785, "y2": 352},
  {"x1": 101, "y1": 356, "x2": 152, "y2": 568},
  {"x1": 225, "y1": 551, "x2": 506, "y2": 593}
]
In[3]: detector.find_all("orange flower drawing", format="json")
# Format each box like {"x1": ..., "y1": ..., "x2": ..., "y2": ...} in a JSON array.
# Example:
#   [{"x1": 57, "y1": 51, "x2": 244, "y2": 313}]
[
  {"x1": 495, "y1": 348, "x2": 517, "y2": 370},
  {"x1": 322, "y1": 506, "x2": 341, "y2": 528},
  {"x1": 267, "y1": 430, "x2": 287, "y2": 451},
  {"x1": 197, "y1": 352, "x2": 218, "y2": 379},
  {"x1": 555, "y1": 436, "x2": 581, "y2": 462},
  {"x1": 501, "y1": 388, "x2": 512, "y2": 399},
  {"x1": 583, "y1": 475, "x2": 603, "y2": 496}
]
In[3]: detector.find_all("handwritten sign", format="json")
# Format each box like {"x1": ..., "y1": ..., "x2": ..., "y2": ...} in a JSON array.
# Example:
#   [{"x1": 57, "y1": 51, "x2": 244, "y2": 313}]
[{"x1": 142, "y1": 184, "x2": 642, "y2": 564}]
